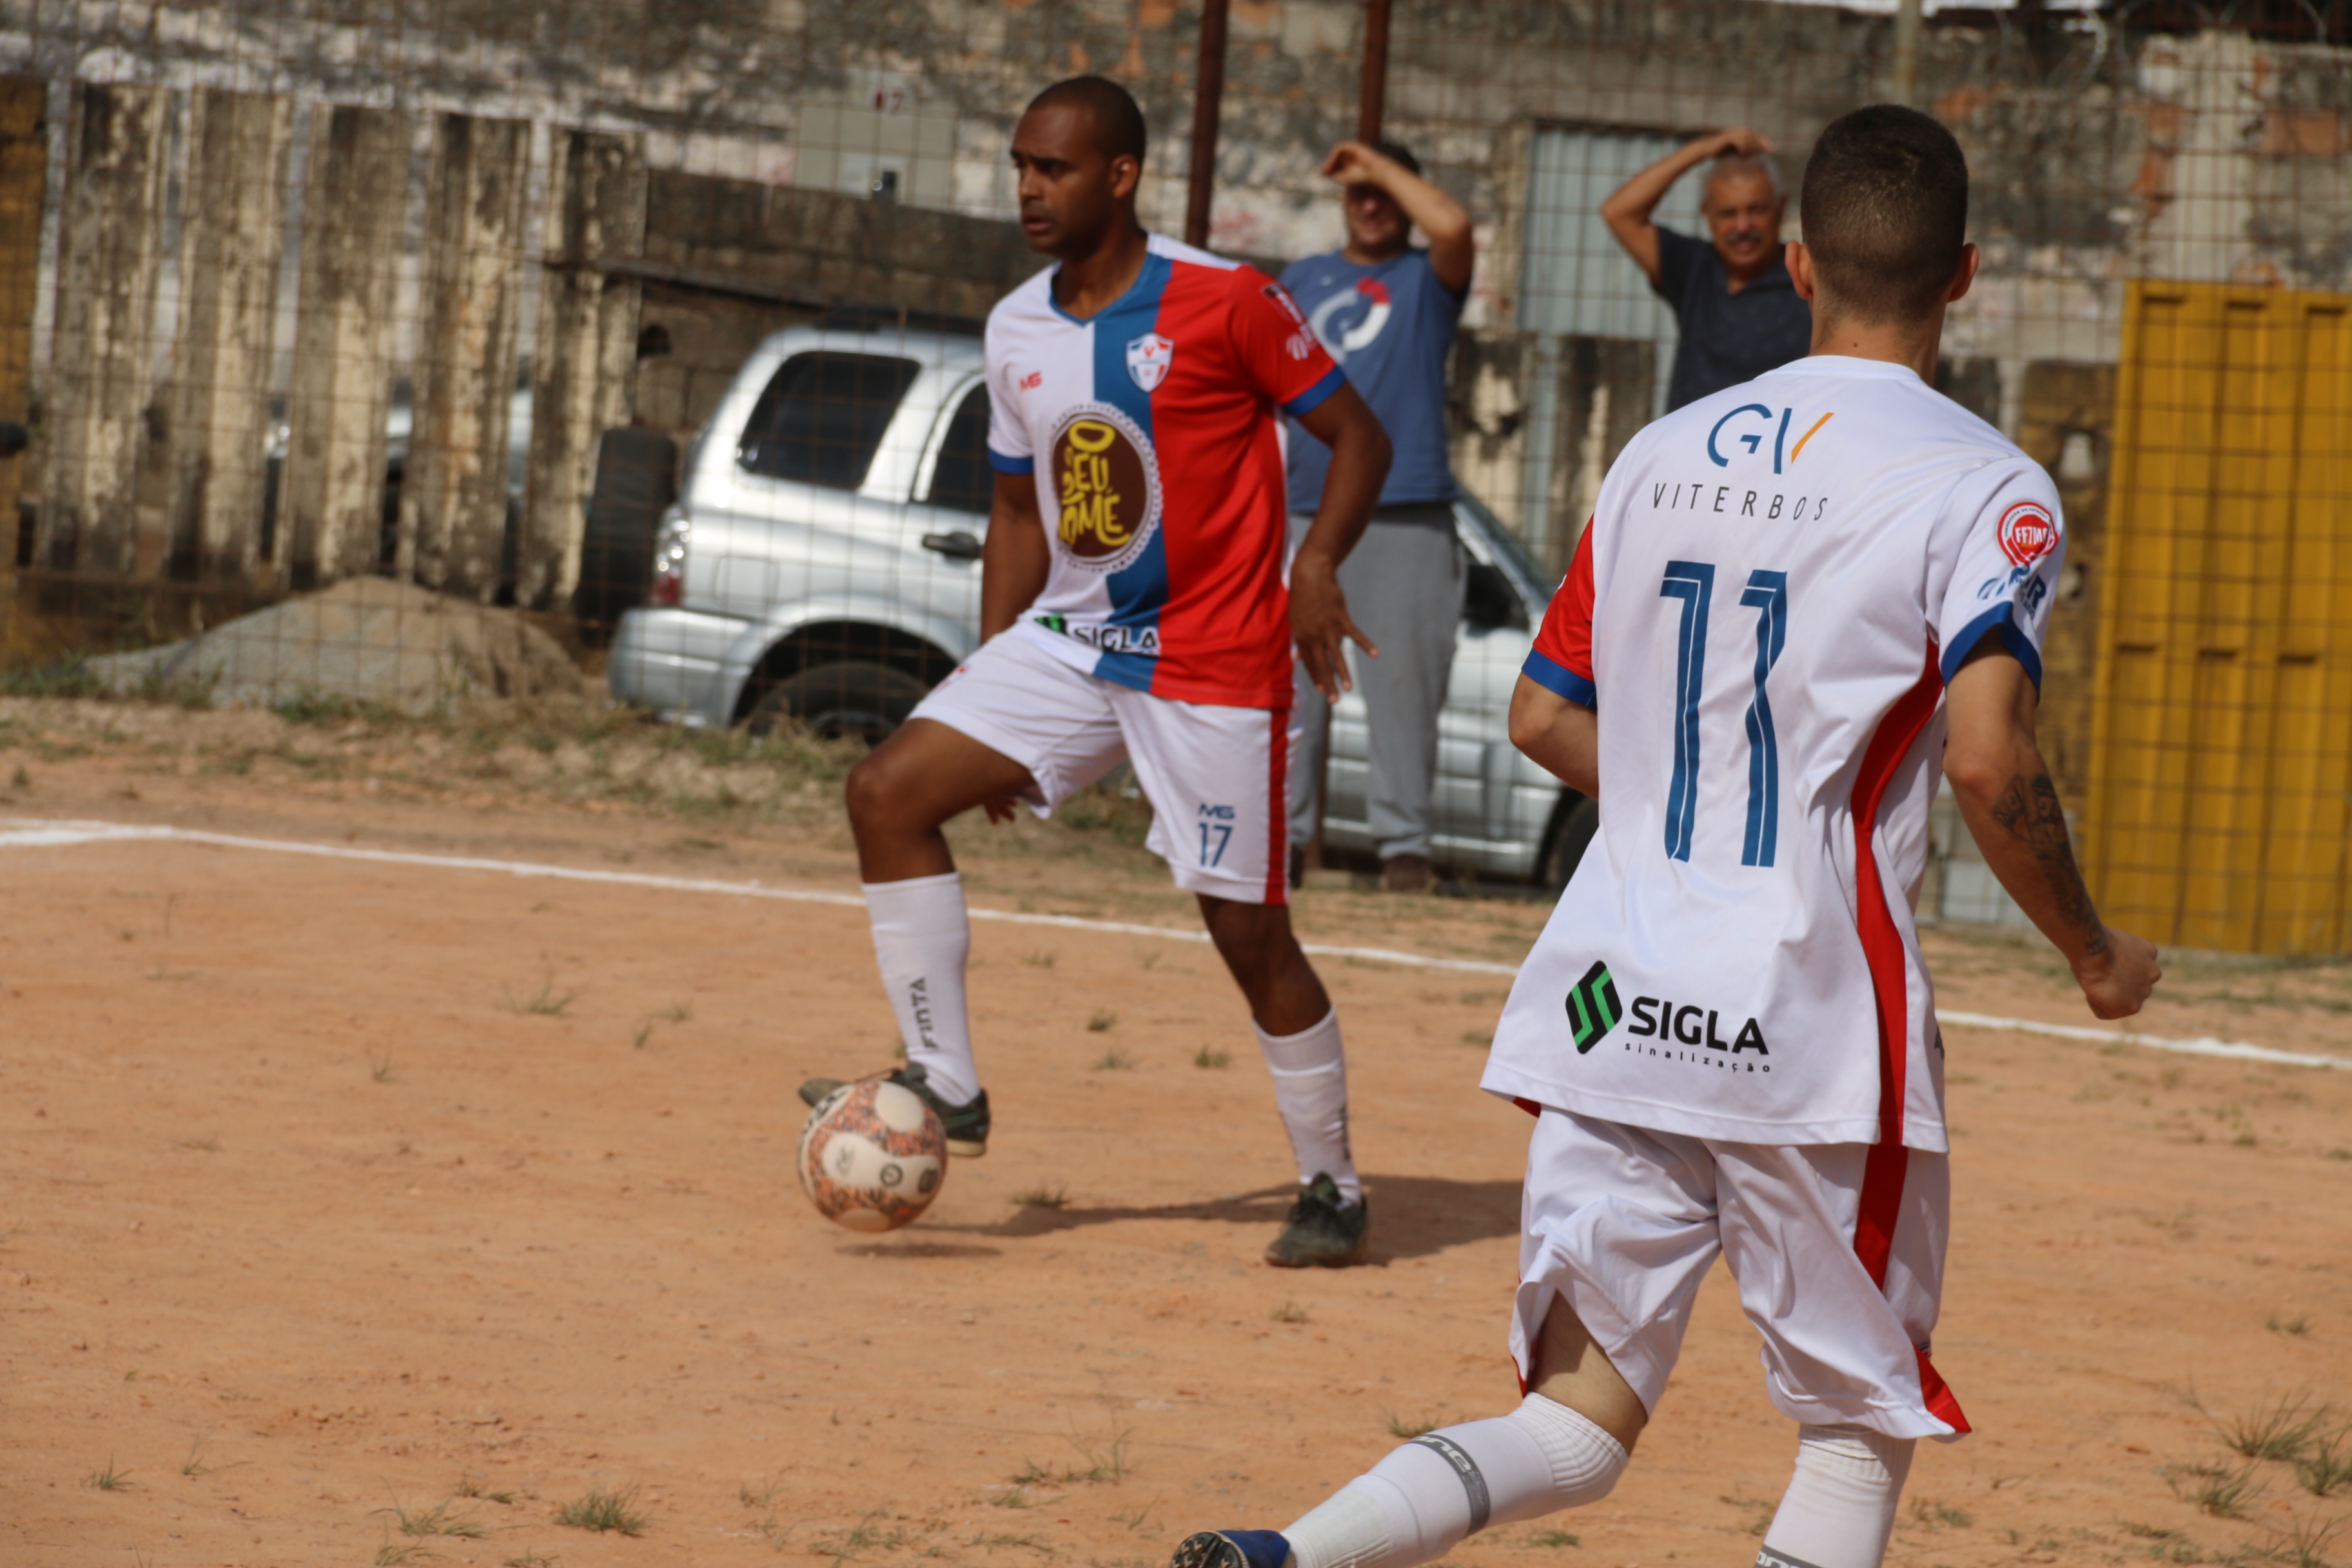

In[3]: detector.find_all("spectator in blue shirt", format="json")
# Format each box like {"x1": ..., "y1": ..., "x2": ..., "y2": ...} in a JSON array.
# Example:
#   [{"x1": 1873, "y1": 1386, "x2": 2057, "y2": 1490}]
[
  {"x1": 1282, "y1": 139, "x2": 1472, "y2": 894},
  {"x1": 1602, "y1": 127, "x2": 1812, "y2": 411}
]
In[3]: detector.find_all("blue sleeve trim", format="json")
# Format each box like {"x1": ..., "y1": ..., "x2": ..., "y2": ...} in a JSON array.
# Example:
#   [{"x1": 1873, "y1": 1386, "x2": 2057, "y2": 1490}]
[
  {"x1": 1940, "y1": 603, "x2": 2044, "y2": 692},
  {"x1": 1280, "y1": 365, "x2": 1347, "y2": 418},
  {"x1": 1522, "y1": 648, "x2": 1597, "y2": 710},
  {"x1": 987, "y1": 447, "x2": 1034, "y2": 475}
]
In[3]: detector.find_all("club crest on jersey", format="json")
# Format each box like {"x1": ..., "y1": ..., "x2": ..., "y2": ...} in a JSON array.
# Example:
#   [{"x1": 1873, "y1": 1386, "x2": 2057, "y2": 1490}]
[
  {"x1": 1997, "y1": 500, "x2": 2058, "y2": 566},
  {"x1": 1049, "y1": 402, "x2": 1162, "y2": 574},
  {"x1": 1125, "y1": 333, "x2": 1174, "y2": 392}
]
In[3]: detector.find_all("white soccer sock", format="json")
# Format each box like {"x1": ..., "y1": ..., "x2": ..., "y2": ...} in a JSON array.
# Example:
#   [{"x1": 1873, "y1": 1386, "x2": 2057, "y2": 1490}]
[
  {"x1": 1253, "y1": 1008, "x2": 1362, "y2": 1204},
  {"x1": 1283, "y1": 1393, "x2": 1627, "y2": 1568},
  {"x1": 861, "y1": 873, "x2": 979, "y2": 1105},
  {"x1": 1755, "y1": 1424, "x2": 1916, "y2": 1568}
]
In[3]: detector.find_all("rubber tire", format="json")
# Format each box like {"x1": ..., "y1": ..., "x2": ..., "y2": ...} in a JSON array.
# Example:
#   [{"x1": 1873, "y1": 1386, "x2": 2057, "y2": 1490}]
[
  {"x1": 574, "y1": 427, "x2": 678, "y2": 641},
  {"x1": 1537, "y1": 790, "x2": 1600, "y2": 888},
  {"x1": 745, "y1": 660, "x2": 930, "y2": 743}
]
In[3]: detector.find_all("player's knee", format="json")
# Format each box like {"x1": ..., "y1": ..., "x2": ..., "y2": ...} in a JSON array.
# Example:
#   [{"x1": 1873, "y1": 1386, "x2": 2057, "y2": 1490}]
[
  {"x1": 843, "y1": 750, "x2": 908, "y2": 836},
  {"x1": 1204, "y1": 901, "x2": 1293, "y2": 981}
]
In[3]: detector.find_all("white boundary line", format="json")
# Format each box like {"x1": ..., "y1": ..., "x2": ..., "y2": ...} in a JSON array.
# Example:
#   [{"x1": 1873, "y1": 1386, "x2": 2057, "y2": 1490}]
[{"x1": 5, "y1": 817, "x2": 2346, "y2": 1073}]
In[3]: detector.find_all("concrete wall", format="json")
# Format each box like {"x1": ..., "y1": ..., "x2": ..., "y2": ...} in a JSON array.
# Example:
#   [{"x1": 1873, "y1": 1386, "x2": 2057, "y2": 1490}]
[{"x1": 1, "y1": 1, "x2": 2345, "y2": 610}]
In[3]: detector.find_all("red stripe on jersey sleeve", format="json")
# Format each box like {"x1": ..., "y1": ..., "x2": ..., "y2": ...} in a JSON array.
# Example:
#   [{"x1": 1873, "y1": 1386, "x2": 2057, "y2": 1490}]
[
  {"x1": 1228, "y1": 267, "x2": 1340, "y2": 408},
  {"x1": 1523, "y1": 522, "x2": 1598, "y2": 706}
]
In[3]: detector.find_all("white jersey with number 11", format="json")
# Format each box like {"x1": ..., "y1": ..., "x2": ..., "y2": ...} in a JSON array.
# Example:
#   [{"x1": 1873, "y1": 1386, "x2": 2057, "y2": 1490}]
[{"x1": 1487, "y1": 355, "x2": 2066, "y2": 1152}]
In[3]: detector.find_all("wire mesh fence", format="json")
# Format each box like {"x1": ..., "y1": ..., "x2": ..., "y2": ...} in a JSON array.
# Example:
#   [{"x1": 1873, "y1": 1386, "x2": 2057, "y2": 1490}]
[{"x1": 0, "y1": 1, "x2": 2347, "y2": 948}]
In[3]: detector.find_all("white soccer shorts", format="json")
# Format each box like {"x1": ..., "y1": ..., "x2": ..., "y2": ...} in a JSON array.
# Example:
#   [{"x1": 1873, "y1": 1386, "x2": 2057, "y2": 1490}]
[
  {"x1": 908, "y1": 629, "x2": 1296, "y2": 905},
  {"x1": 1509, "y1": 1105, "x2": 1968, "y2": 1442}
]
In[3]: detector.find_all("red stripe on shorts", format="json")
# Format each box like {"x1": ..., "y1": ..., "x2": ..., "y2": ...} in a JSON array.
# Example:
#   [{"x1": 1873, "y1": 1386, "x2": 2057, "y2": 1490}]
[
  {"x1": 1847, "y1": 643, "x2": 1968, "y2": 1433},
  {"x1": 1264, "y1": 705, "x2": 1290, "y2": 906}
]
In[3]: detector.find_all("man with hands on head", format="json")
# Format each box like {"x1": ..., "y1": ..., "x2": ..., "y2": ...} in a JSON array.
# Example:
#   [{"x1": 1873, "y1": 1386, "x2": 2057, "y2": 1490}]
[
  {"x1": 1602, "y1": 126, "x2": 1813, "y2": 411},
  {"x1": 1281, "y1": 138, "x2": 1473, "y2": 895}
]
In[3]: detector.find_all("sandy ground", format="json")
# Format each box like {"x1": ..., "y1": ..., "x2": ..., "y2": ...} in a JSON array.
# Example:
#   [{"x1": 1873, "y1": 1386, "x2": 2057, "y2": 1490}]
[{"x1": 3, "y1": 700, "x2": 2350, "y2": 1568}]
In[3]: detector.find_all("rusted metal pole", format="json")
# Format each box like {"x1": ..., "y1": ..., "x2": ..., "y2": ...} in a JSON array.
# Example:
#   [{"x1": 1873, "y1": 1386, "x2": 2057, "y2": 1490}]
[
  {"x1": 1183, "y1": 0, "x2": 1229, "y2": 250},
  {"x1": 1892, "y1": 0, "x2": 1923, "y2": 106},
  {"x1": 1358, "y1": 0, "x2": 1392, "y2": 144}
]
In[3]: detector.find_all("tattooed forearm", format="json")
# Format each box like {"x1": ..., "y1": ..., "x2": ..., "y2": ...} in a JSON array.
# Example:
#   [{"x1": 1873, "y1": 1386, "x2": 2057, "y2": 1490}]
[{"x1": 1987, "y1": 772, "x2": 2106, "y2": 957}]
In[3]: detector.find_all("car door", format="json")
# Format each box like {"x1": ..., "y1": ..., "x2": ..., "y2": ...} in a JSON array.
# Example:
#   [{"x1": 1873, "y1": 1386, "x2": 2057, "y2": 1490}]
[
  {"x1": 892, "y1": 374, "x2": 994, "y2": 654},
  {"x1": 709, "y1": 345, "x2": 925, "y2": 621}
]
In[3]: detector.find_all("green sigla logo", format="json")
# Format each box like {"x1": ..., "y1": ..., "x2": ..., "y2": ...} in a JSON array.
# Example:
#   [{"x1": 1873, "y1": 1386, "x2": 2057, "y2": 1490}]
[{"x1": 1566, "y1": 961, "x2": 1621, "y2": 1054}]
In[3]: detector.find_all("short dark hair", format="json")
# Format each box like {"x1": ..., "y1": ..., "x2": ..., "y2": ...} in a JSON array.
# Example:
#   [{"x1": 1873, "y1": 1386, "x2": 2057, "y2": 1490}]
[
  {"x1": 1371, "y1": 139, "x2": 1420, "y2": 177},
  {"x1": 1026, "y1": 76, "x2": 1147, "y2": 166},
  {"x1": 1799, "y1": 104, "x2": 1968, "y2": 324}
]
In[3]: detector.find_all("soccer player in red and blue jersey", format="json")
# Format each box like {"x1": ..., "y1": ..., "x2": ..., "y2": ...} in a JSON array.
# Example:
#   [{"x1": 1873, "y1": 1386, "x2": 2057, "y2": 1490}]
[{"x1": 801, "y1": 77, "x2": 1395, "y2": 1268}]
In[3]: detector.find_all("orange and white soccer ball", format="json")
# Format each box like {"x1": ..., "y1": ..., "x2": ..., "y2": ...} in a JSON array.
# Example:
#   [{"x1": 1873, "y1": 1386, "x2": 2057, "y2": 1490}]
[{"x1": 796, "y1": 1079, "x2": 949, "y2": 1232}]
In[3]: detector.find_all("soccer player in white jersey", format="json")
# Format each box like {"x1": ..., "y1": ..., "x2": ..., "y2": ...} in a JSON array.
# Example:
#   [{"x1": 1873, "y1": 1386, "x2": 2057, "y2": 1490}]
[
  {"x1": 800, "y1": 77, "x2": 1397, "y2": 1267},
  {"x1": 1168, "y1": 104, "x2": 2161, "y2": 1568}
]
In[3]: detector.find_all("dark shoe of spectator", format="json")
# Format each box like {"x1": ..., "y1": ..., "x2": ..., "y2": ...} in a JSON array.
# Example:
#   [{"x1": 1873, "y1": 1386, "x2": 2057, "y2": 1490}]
[
  {"x1": 1382, "y1": 853, "x2": 1433, "y2": 893},
  {"x1": 1288, "y1": 845, "x2": 1308, "y2": 891}
]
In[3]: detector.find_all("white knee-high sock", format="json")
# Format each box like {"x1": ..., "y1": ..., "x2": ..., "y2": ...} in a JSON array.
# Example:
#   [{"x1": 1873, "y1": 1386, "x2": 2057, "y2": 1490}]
[
  {"x1": 862, "y1": 873, "x2": 978, "y2": 1104},
  {"x1": 1283, "y1": 1394, "x2": 1627, "y2": 1568},
  {"x1": 1253, "y1": 1008, "x2": 1361, "y2": 1203},
  {"x1": 1756, "y1": 1424, "x2": 1916, "y2": 1568}
]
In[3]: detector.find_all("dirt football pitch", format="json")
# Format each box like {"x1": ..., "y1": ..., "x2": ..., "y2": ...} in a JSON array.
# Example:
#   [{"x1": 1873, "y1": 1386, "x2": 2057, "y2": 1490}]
[{"x1": 3, "y1": 697, "x2": 2349, "y2": 1568}]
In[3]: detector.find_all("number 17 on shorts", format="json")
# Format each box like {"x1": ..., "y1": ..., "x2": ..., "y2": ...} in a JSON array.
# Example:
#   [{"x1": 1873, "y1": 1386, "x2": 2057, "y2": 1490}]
[{"x1": 1197, "y1": 803, "x2": 1236, "y2": 868}]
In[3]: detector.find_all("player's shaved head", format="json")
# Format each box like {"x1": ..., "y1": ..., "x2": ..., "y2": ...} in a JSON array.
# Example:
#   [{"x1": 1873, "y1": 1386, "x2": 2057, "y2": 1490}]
[
  {"x1": 1026, "y1": 75, "x2": 1147, "y2": 166},
  {"x1": 1799, "y1": 104, "x2": 1969, "y2": 326}
]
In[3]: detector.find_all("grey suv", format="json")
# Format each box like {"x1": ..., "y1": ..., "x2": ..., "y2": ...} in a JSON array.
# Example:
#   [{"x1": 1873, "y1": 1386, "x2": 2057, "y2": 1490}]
[{"x1": 607, "y1": 319, "x2": 1595, "y2": 885}]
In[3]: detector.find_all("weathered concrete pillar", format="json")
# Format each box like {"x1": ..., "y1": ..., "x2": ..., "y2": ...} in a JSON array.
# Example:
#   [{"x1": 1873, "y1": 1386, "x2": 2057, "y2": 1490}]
[
  {"x1": 165, "y1": 88, "x2": 292, "y2": 584},
  {"x1": 0, "y1": 79, "x2": 47, "y2": 598},
  {"x1": 38, "y1": 83, "x2": 168, "y2": 578},
  {"x1": 400, "y1": 112, "x2": 529, "y2": 602},
  {"x1": 522, "y1": 128, "x2": 645, "y2": 612},
  {"x1": 283, "y1": 104, "x2": 409, "y2": 589}
]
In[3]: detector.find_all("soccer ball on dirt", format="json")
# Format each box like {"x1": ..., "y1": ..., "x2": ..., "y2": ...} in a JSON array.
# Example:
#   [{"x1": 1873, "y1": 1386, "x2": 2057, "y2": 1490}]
[{"x1": 796, "y1": 1079, "x2": 949, "y2": 1233}]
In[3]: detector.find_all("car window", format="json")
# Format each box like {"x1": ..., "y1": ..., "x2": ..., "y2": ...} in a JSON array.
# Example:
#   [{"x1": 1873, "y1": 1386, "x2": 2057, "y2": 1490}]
[
  {"x1": 924, "y1": 384, "x2": 994, "y2": 514},
  {"x1": 736, "y1": 351, "x2": 921, "y2": 489}
]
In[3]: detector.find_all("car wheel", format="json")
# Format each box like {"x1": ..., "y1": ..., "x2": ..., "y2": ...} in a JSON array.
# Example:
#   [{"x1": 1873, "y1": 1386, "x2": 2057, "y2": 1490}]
[
  {"x1": 745, "y1": 661, "x2": 930, "y2": 744},
  {"x1": 1537, "y1": 791, "x2": 1600, "y2": 888}
]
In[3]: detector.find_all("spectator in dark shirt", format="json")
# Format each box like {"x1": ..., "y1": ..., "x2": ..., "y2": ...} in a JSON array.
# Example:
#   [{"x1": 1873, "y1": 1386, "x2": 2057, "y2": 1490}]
[{"x1": 1601, "y1": 128, "x2": 1812, "y2": 410}]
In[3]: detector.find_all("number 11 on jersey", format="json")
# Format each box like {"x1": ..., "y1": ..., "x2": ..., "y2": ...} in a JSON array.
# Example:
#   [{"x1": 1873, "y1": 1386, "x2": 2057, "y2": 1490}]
[{"x1": 1658, "y1": 561, "x2": 1791, "y2": 867}]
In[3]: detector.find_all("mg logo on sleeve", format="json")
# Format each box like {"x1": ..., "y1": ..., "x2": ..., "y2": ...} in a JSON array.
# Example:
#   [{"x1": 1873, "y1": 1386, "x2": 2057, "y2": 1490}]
[{"x1": 1566, "y1": 960, "x2": 1622, "y2": 1054}]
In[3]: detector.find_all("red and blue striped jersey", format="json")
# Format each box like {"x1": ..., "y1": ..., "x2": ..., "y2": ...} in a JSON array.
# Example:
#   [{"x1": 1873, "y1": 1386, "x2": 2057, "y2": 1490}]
[{"x1": 985, "y1": 234, "x2": 1345, "y2": 709}]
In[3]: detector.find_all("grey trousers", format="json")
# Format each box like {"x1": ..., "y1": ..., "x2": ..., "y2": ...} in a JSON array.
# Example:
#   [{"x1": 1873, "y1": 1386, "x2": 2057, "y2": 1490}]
[{"x1": 1289, "y1": 511, "x2": 1465, "y2": 861}]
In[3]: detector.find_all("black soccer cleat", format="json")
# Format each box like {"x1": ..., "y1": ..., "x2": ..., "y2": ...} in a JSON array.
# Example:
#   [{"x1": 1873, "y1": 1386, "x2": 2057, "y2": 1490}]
[
  {"x1": 1263, "y1": 1171, "x2": 1368, "y2": 1268},
  {"x1": 1168, "y1": 1529, "x2": 1294, "y2": 1568},
  {"x1": 798, "y1": 1062, "x2": 991, "y2": 1157}
]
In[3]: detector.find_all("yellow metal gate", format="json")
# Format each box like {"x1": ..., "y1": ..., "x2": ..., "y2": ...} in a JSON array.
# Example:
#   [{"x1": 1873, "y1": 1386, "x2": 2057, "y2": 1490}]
[{"x1": 2086, "y1": 280, "x2": 2352, "y2": 955}]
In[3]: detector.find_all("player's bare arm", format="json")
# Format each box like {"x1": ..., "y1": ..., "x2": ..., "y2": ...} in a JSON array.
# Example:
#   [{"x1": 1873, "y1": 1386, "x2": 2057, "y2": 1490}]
[
  {"x1": 1288, "y1": 382, "x2": 1391, "y2": 702},
  {"x1": 1945, "y1": 643, "x2": 2161, "y2": 1019},
  {"x1": 1507, "y1": 676, "x2": 1598, "y2": 799},
  {"x1": 980, "y1": 469, "x2": 1050, "y2": 641},
  {"x1": 965, "y1": 469, "x2": 1055, "y2": 823},
  {"x1": 1321, "y1": 139, "x2": 1474, "y2": 293}
]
